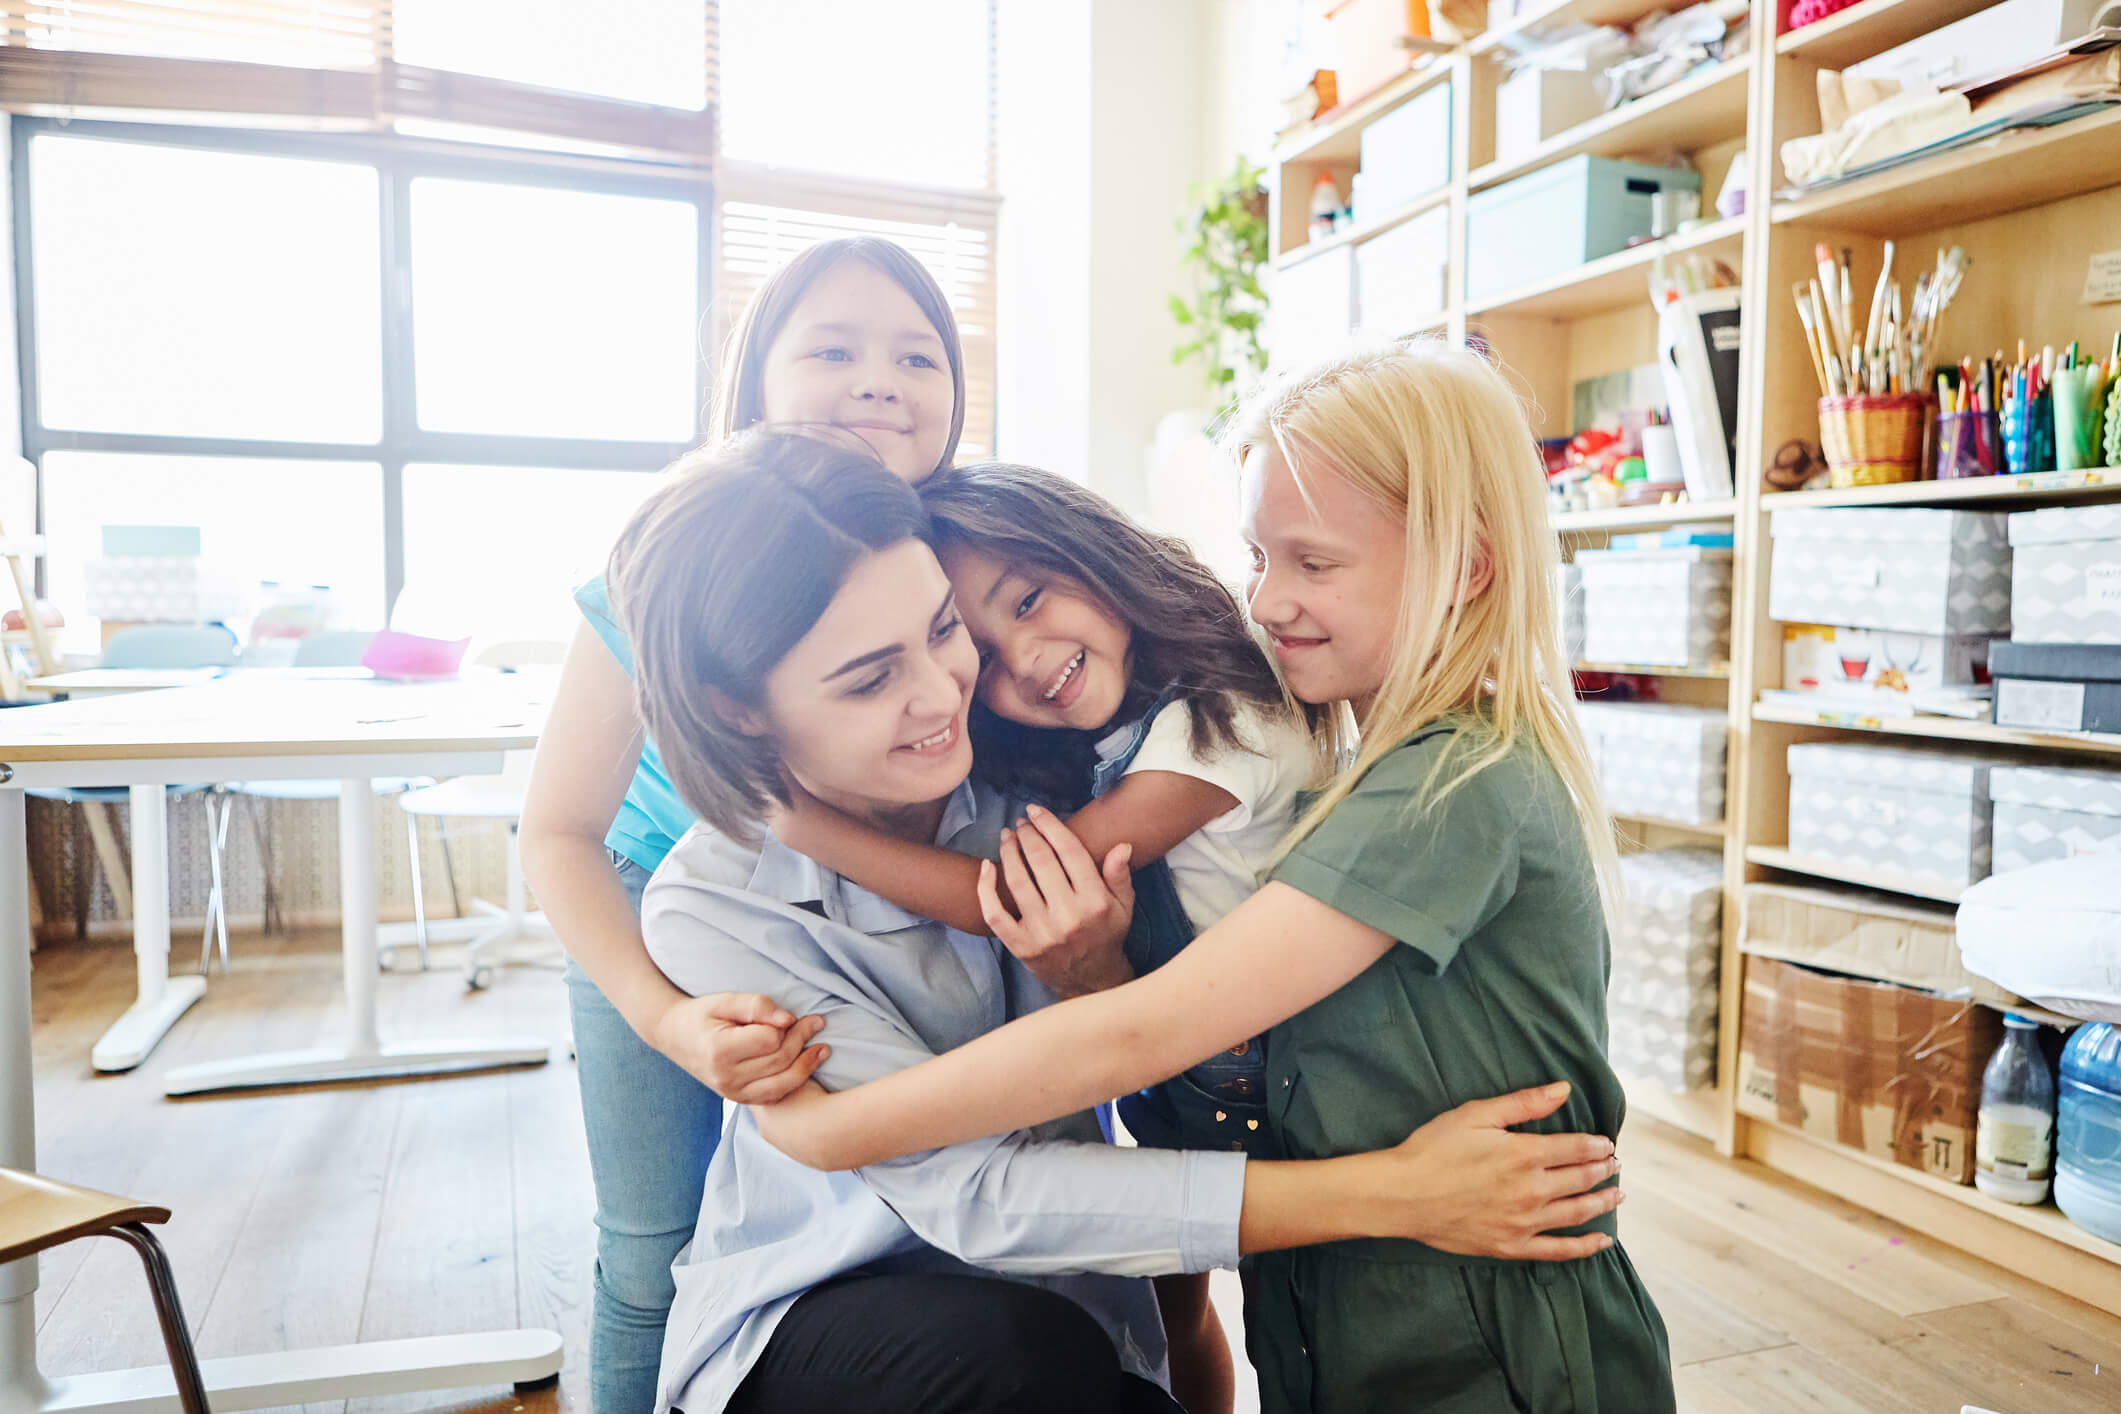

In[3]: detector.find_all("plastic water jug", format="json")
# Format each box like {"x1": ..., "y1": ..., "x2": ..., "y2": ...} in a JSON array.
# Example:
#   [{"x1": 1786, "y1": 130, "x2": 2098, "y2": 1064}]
[{"x1": 2056, "y1": 1023, "x2": 2121, "y2": 1246}]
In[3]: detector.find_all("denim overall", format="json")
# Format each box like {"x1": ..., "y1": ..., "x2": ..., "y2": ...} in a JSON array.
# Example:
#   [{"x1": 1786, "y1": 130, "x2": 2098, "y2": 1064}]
[{"x1": 1095, "y1": 695, "x2": 1278, "y2": 1159}]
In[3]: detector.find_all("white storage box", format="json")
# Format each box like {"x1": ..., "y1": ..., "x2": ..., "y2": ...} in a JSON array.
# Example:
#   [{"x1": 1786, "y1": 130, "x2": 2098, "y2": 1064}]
[
  {"x1": 1494, "y1": 66, "x2": 1604, "y2": 168},
  {"x1": 1355, "y1": 81, "x2": 1451, "y2": 217},
  {"x1": 1786, "y1": 742, "x2": 2017, "y2": 888},
  {"x1": 1957, "y1": 855, "x2": 2121, "y2": 1024},
  {"x1": 1355, "y1": 204, "x2": 1450, "y2": 336},
  {"x1": 1576, "y1": 547, "x2": 1732, "y2": 667},
  {"x1": 1610, "y1": 847, "x2": 1723, "y2": 1092},
  {"x1": 1268, "y1": 243, "x2": 1355, "y2": 373},
  {"x1": 82, "y1": 557, "x2": 248, "y2": 625},
  {"x1": 2007, "y1": 503, "x2": 2121, "y2": 644},
  {"x1": 1990, "y1": 764, "x2": 2121, "y2": 873},
  {"x1": 1768, "y1": 508, "x2": 2013, "y2": 637},
  {"x1": 1556, "y1": 562, "x2": 1585, "y2": 666},
  {"x1": 1578, "y1": 701, "x2": 1729, "y2": 825}
]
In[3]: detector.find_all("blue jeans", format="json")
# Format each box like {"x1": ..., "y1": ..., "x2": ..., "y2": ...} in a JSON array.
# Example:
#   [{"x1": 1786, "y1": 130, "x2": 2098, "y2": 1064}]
[{"x1": 566, "y1": 851, "x2": 724, "y2": 1414}]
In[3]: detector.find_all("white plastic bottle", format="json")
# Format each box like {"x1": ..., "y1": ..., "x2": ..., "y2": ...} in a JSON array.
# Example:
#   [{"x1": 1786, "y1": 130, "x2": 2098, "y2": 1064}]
[{"x1": 1975, "y1": 1014, "x2": 2055, "y2": 1205}]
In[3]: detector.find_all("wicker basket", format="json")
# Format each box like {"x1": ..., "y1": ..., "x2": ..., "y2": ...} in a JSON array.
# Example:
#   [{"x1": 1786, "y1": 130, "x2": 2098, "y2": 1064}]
[{"x1": 1818, "y1": 394, "x2": 1928, "y2": 488}]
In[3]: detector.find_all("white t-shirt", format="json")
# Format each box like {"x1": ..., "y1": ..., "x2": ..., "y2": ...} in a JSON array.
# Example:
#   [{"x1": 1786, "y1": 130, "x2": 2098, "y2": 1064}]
[{"x1": 1094, "y1": 698, "x2": 1316, "y2": 930}]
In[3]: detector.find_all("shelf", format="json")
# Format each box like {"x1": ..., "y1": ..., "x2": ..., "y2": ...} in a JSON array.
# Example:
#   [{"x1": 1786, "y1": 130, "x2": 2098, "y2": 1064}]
[
  {"x1": 1274, "y1": 187, "x2": 1452, "y2": 271},
  {"x1": 1469, "y1": 0, "x2": 1680, "y2": 56},
  {"x1": 1551, "y1": 499, "x2": 1738, "y2": 533},
  {"x1": 1775, "y1": 0, "x2": 2003, "y2": 66},
  {"x1": 1466, "y1": 215, "x2": 1745, "y2": 320},
  {"x1": 0, "y1": 538, "x2": 43, "y2": 558},
  {"x1": 1747, "y1": 1118, "x2": 2121, "y2": 1272},
  {"x1": 1272, "y1": 58, "x2": 1456, "y2": 167},
  {"x1": 1618, "y1": 1072, "x2": 1723, "y2": 1143},
  {"x1": 1617, "y1": 812, "x2": 1730, "y2": 837},
  {"x1": 1576, "y1": 660, "x2": 1731, "y2": 679},
  {"x1": 1468, "y1": 56, "x2": 1751, "y2": 193},
  {"x1": 1751, "y1": 701, "x2": 2121, "y2": 757},
  {"x1": 1771, "y1": 106, "x2": 2121, "y2": 236},
  {"x1": 1744, "y1": 845, "x2": 1965, "y2": 903},
  {"x1": 1763, "y1": 467, "x2": 2121, "y2": 511}
]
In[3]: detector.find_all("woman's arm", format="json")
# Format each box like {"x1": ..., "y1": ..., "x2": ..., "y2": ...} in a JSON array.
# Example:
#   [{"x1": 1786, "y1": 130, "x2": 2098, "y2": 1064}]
[
  {"x1": 754, "y1": 876, "x2": 1395, "y2": 1169},
  {"x1": 519, "y1": 621, "x2": 826, "y2": 1101},
  {"x1": 776, "y1": 769, "x2": 1238, "y2": 939}
]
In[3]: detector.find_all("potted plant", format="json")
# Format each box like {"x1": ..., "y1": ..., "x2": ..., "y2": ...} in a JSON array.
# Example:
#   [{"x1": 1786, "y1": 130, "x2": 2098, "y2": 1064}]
[{"x1": 1169, "y1": 157, "x2": 1270, "y2": 418}]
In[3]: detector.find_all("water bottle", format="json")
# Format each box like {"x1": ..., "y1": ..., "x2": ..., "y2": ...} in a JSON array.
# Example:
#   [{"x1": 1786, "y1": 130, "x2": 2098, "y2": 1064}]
[{"x1": 1975, "y1": 1013, "x2": 2055, "y2": 1205}]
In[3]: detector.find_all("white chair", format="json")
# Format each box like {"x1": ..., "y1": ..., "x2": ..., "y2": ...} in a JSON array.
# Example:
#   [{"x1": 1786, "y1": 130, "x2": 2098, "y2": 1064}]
[{"x1": 392, "y1": 640, "x2": 567, "y2": 989}]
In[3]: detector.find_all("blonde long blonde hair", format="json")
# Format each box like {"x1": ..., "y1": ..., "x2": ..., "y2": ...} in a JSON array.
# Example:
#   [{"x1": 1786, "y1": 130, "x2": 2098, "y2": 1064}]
[{"x1": 1228, "y1": 338, "x2": 1620, "y2": 914}]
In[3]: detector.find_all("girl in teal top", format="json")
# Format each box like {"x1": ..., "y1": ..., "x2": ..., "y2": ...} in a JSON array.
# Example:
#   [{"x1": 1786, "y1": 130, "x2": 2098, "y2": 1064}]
[
  {"x1": 517, "y1": 236, "x2": 967, "y2": 1414},
  {"x1": 738, "y1": 339, "x2": 1675, "y2": 1412}
]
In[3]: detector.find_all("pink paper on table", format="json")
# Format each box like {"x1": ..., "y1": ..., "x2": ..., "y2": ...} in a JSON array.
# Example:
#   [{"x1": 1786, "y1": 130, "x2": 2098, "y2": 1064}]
[{"x1": 361, "y1": 628, "x2": 470, "y2": 680}]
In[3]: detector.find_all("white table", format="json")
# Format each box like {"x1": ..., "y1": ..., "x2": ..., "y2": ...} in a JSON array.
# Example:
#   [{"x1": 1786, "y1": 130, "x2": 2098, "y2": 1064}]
[{"x1": 0, "y1": 676, "x2": 563, "y2": 1411}]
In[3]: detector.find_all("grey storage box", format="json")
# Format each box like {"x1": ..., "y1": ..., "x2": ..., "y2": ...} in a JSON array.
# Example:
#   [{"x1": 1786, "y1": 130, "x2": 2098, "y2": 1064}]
[
  {"x1": 1990, "y1": 764, "x2": 2121, "y2": 873},
  {"x1": 1578, "y1": 701, "x2": 1728, "y2": 825},
  {"x1": 1464, "y1": 155, "x2": 1698, "y2": 304},
  {"x1": 1768, "y1": 507, "x2": 2013, "y2": 637},
  {"x1": 1609, "y1": 847, "x2": 1725, "y2": 1092},
  {"x1": 1556, "y1": 562, "x2": 1586, "y2": 665},
  {"x1": 1355, "y1": 204, "x2": 1450, "y2": 335},
  {"x1": 2007, "y1": 502, "x2": 2121, "y2": 644},
  {"x1": 1786, "y1": 742, "x2": 2017, "y2": 888},
  {"x1": 1575, "y1": 547, "x2": 1732, "y2": 667}
]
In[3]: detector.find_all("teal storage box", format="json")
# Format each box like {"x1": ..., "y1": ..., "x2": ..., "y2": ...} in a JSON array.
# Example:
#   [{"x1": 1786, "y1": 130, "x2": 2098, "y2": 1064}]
[{"x1": 1465, "y1": 155, "x2": 1699, "y2": 304}]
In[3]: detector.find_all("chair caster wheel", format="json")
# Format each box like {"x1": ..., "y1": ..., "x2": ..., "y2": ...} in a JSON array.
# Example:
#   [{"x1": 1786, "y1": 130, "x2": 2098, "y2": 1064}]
[{"x1": 466, "y1": 966, "x2": 495, "y2": 991}]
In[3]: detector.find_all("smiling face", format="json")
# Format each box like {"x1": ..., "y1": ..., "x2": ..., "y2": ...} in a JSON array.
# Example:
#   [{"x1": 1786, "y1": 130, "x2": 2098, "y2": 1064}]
[
  {"x1": 758, "y1": 260, "x2": 956, "y2": 482},
  {"x1": 1240, "y1": 440, "x2": 1408, "y2": 717},
  {"x1": 935, "y1": 542, "x2": 1133, "y2": 733},
  {"x1": 759, "y1": 539, "x2": 978, "y2": 826}
]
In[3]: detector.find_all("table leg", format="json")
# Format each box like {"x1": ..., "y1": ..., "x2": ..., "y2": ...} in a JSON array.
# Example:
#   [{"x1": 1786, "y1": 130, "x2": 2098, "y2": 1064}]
[
  {"x1": 160, "y1": 782, "x2": 547, "y2": 1097},
  {"x1": 89, "y1": 788, "x2": 204, "y2": 1074},
  {"x1": 2, "y1": 787, "x2": 56, "y2": 1414}
]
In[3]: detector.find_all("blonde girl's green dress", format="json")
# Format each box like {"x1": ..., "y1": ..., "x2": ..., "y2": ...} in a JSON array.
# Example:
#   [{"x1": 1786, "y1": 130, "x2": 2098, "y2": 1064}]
[{"x1": 1248, "y1": 722, "x2": 1676, "y2": 1414}]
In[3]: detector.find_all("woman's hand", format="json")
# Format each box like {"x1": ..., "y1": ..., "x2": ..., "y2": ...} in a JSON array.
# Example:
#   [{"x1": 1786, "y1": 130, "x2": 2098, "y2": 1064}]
[
  {"x1": 1359, "y1": 1083, "x2": 1624, "y2": 1261},
  {"x1": 651, "y1": 991, "x2": 830, "y2": 1104},
  {"x1": 979, "y1": 804, "x2": 1137, "y2": 1000}
]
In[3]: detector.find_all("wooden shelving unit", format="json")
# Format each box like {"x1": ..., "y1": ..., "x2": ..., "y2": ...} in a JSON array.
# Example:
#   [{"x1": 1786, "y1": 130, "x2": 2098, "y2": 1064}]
[
  {"x1": 1261, "y1": 0, "x2": 2121, "y2": 1317},
  {"x1": 1576, "y1": 660, "x2": 1732, "y2": 679}
]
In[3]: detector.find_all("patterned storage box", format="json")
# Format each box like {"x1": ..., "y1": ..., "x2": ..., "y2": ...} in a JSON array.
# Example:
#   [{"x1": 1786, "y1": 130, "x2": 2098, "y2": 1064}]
[
  {"x1": 1768, "y1": 508, "x2": 2012, "y2": 636},
  {"x1": 1575, "y1": 547, "x2": 1732, "y2": 667},
  {"x1": 1786, "y1": 742, "x2": 2017, "y2": 888},
  {"x1": 2007, "y1": 503, "x2": 2121, "y2": 644},
  {"x1": 1609, "y1": 847, "x2": 1724, "y2": 1092},
  {"x1": 1556, "y1": 562, "x2": 1585, "y2": 665},
  {"x1": 1578, "y1": 701, "x2": 1729, "y2": 825},
  {"x1": 82, "y1": 557, "x2": 249, "y2": 624},
  {"x1": 1990, "y1": 764, "x2": 2121, "y2": 873}
]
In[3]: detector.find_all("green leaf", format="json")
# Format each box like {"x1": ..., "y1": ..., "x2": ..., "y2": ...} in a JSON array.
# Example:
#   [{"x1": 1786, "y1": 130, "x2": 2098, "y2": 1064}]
[{"x1": 1167, "y1": 294, "x2": 1194, "y2": 325}]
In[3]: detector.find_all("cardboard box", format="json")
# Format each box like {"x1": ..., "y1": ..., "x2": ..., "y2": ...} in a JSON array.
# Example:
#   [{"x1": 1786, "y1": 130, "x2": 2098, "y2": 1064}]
[
  {"x1": 1576, "y1": 547, "x2": 1732, "y2": 668},
  {"x1": 1990, "y1": 764, "x2": 2121, "y2": 872},
  {"x1": 1768, "y1": 507, "x2": 2013, "y2": 637},
  {"x1": 1781, "y1": 624, "x2": 1988, "y2": 695},
  {"x1": 2007, "y1": 502, "x2": 2121, "y2": 644},
  {"x1": 1786, "y1": 741, "x2": 2016, "y2": 888},
  {"x1": 1738, "y1": 881, "x2": 2022, "y2": 1009},
  {"x1": 1737, "y1": 958, "x2": 2003, "y2": 1183}
]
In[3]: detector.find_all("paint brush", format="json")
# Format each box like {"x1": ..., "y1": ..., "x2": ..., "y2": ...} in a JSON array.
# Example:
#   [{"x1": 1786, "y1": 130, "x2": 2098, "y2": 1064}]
[
  {"x1": 1794, "y1": 282, "x2": 1830, "y2": 396},
  {"x1": 1863, "y1": 241, "x2": 1894, "y2": 392}
]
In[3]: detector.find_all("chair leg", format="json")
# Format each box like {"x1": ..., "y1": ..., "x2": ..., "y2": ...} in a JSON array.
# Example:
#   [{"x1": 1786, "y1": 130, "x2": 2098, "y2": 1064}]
[
  {"x1": 404, "y1": 813, "x2": 431, "y2": 973},
  {"x1": 240, "y1": 794, "x2": 281, "y2": 937},
  {"x1": 436, "y1": 821, "x2": 463, "y2": 921},
  {"x1": 198, "y1": 792, "x2": 233, "y2": 977},
  {"x1": 105, "y1": 1223, "x2": 211, "y2": 1414}
]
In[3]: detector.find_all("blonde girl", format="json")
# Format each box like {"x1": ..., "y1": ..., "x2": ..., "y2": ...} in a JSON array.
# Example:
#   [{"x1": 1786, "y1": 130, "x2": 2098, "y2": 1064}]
[
  {"x1": 743, "y1": 339, "x2": 1676, "y2": 1413},
  {"x1": 517, "y1": 236, "x2": 964, "y2": 1414}
]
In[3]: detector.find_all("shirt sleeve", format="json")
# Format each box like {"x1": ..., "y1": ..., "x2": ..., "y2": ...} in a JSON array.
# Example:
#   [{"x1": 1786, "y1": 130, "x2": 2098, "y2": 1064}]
[
  {"x1": 1270, "y1": 732, "x2": 1523, "y2": 976},
  {"x1": 573, "y1": 574, "x2": 636, "y2": 676},
  {"x1": 641, "y1": 877, "x2": 1246, "y2": 1277},
  {"x1": 1122, "y1": 699, "x2": 1287, "y2": 834}
]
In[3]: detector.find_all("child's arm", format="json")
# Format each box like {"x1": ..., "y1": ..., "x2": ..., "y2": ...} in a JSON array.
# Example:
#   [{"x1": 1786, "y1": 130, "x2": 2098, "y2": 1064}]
[
  {"x1": 754, "y1": 874, "x2": 1395, "y2": 1168},
  {"x1": 775, "y1": 767, "x2": 1238, "y2": 939},
  {"x1": 519, "y1": 622, "x2": 827, "y2": 1101}
]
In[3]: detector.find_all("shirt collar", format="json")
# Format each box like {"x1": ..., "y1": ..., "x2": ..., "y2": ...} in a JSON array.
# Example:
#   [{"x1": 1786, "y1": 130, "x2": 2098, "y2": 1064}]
[{"x1": 746, "y1": 780, "x2": 986, "y2": 934}]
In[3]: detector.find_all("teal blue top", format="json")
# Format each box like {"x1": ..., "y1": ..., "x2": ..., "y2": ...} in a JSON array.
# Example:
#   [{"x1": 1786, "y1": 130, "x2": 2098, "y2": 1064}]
[{"x1": 574, "y1": 575, "x2": 696, "y2": 873}]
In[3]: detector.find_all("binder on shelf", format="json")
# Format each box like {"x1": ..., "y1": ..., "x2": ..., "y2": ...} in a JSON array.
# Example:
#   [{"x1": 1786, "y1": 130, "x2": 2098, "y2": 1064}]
[{"x1": 1658, "y1": 287, "x2": 1742, "y2": 503}]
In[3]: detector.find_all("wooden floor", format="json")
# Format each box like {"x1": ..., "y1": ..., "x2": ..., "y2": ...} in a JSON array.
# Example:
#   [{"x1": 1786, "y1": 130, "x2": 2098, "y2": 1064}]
[{"x1": 22, "y1": 927, "x2": 2121, "y2": 1414}]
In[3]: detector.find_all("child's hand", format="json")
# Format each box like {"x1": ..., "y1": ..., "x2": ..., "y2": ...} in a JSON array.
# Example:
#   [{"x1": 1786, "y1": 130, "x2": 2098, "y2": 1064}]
[
  {"x1": 654, "y1": 991, "x2": 830, "y2": 1104},
  {"x1": 1362, "y1": 1082, "x2": 1624, "y2": 1261},
  {"x1": 978, "y1": 804, "x2": 1137, "y2": 999}
]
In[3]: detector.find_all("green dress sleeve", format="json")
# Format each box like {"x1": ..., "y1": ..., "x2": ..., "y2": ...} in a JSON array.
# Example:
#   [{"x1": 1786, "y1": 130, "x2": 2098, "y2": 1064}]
[{"x1": 1270, "y1": 727, "x2": 1525, "y2": 976}]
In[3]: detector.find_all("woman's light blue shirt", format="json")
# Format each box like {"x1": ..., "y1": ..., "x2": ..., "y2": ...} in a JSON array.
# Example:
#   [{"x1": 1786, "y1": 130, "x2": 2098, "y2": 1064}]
[
  {"x1": 640, "y1": 779, "x2": 1247, "y2": 1414},
  {"x1": 574, "y1": 575, "x2": 695, "y2": 872}
]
